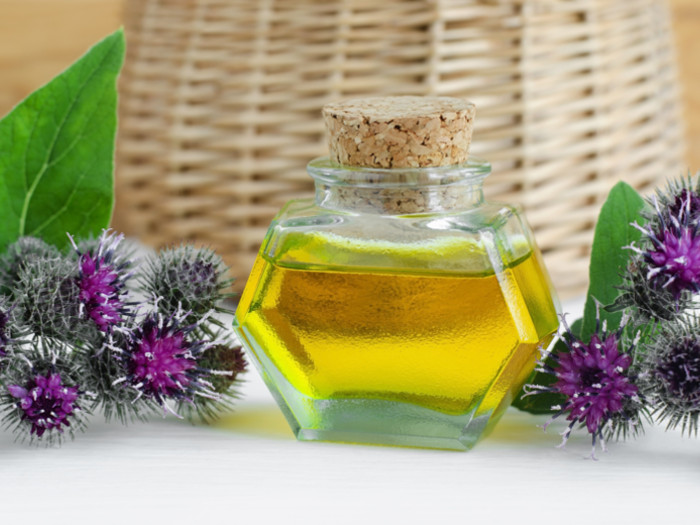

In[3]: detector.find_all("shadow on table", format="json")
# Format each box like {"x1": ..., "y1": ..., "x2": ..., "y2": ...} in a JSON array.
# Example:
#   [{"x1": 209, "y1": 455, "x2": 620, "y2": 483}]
[
  {"x1": 486, "y1": 410, "x2": 554, "y2": 445},
  {"x1": 212, "y1": 404, "x2": 295, "y2": 440}
]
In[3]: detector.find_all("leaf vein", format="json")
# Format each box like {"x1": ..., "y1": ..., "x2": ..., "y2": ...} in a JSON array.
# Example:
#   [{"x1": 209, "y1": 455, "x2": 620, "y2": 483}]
[
  {"x1": 27, "y1": 155, "x2": 99, "y2": 238},
  {"x1": 17, "y1": 38, "x2": 119, "y2": 236}
]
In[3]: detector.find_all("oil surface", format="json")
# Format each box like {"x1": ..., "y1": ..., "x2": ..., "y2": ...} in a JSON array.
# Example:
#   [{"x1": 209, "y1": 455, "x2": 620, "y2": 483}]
[{"x1": 236, "y1": 237, "x2": 558, "y2": 415}]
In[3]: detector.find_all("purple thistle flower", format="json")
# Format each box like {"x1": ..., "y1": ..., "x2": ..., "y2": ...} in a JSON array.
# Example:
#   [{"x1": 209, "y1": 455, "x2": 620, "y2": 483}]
[
  {"x1": 554, "y1": 331, "x2": 638, "y2": 436},
  {"x1": 129, "y1": 318, "x2": 195, "y2": 397},
  {"x1": 70, "y1": 230, "x2": 133, "y2": 333},
  {"x1": 643, "y1": 224, "x2": 700, "y2": 299},
  {"x1": 7, "y1": 373, "x2": 80, "y2": 437},
  {"x1": 116, "y1": 312, "x2": 219, "y2": 413},
  {"x1": 526, "y1": 311, "x2": 642, "y2": 458},
  {"x1": 1, "y1": 342, "x2": 88, "y2": 444},
  {"x1": 626, "y1": 187, "x2": 700, "y2": 304},
  {"x1": 79, "y1": 253, "x2": 122, "y2": 330}
]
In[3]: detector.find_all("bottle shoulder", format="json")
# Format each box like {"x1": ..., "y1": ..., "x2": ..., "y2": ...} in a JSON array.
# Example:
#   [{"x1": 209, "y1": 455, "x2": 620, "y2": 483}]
[
  {"x1": 273, "y1": 198, "x2": 522, "y2": 231},
  {"x1": 260, "y1": 199, "x2": 538, "y2": 275}
]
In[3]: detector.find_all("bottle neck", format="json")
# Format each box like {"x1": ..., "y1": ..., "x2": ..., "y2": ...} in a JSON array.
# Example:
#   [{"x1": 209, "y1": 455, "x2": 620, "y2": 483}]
[{"x1": 307, "y1": 157, "x2": 490, "y2": 215}]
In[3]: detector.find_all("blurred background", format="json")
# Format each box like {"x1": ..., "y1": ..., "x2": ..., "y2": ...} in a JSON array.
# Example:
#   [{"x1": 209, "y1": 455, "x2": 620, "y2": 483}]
[{"x1": 1, "y1": 0, "x2": 697, "y2": 298}]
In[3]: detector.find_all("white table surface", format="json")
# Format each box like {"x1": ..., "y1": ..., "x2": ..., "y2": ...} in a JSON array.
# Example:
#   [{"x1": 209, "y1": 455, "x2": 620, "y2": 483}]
[{"x1": 1, "y1": 297, "x2": 697, "y2": 524}]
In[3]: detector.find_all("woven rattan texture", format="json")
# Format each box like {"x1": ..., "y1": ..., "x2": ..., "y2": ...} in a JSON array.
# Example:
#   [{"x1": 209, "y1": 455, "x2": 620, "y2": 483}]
[{"x1": 115, "y1": 0, "x2": 685, "y2": 297}]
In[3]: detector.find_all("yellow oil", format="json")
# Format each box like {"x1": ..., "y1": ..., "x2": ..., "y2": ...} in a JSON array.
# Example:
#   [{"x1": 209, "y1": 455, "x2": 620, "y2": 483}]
[{"x1": 236, "y1": 236, "x2": 558, "y2": 416}]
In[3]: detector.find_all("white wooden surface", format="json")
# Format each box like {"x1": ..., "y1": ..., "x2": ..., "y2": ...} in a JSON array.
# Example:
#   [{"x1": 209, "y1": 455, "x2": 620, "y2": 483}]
[{"x1": 0, "y1": 297, "x2": 697, "y2": 524}]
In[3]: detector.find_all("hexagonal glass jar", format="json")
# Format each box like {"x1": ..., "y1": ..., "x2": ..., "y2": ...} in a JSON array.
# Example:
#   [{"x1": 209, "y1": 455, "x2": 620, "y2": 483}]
[{"x1": 233, "y1": 157, "x2": 560, "y2": 450}]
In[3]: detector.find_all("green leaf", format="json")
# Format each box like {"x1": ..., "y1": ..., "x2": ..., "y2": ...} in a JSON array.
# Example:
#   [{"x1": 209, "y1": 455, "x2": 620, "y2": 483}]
[
  {"x1": 0, "y1": 28, "x2": 125, "y2": 252},
  {"x1": 512, "y1": 319, "x2": 581, "y2": 415},
  {"x1": 580, "y1": 181, "x2": 647, "y2": 341}
]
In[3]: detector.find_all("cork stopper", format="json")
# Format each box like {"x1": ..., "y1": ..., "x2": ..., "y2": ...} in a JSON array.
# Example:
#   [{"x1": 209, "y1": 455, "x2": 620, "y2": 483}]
[{"x1": 322, "y1": 96, "x2": 475, "y2": 168}]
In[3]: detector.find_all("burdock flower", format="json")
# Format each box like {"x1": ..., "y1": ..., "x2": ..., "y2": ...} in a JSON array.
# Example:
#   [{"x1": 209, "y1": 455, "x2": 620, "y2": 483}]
[
  {"x1": 70, "y1": 230, "x2": 134, "y2": 333},
  {"x1": 0, "y1": 237, "x2": 60, "y2": 297},
  {"x1": 15, "y1": 256, "x2": 82, "y2": 342},
  {"x1": 0, "y1": 342, "x2": 87, "y2": 443},
  {"x1": 526, "y1": 310, "x2": 644, "y2": 458},
  {"x1": 620, "y1": 180, "x2": 700, "y2": 318},
  {"x1": 140, "y1": 245, "x2": 232, "y2": 321},
  {"x1": 199, "y1": 342, "x2": 246, "y2": 394},
  {"x1": 7, "y1": 373, "x2": 79, "y2": 437},
  {"x1": 113, "y1": 311, "x2": 224, "y2": 415},
  {"x1": 633, "y1": 217, "x2": 700, "y2": 301},
  {"x1": 641, "y1": 317, "x2": 700, "y2": 434},
  {"x1": 177, "y1": 335, "x2": 247, "y2": 421}
]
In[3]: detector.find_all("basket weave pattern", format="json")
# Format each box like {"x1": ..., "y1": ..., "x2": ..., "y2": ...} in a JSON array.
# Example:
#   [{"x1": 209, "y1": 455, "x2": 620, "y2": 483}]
[{"x1": 115, "y1": 0, "x2": 685, "y2": 297}]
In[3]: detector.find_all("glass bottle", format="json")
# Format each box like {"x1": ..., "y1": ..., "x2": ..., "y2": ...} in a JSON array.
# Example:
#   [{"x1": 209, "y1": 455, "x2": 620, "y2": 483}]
[{"x1": 234, "y1": 97, "x2": 560, "y2": 450}]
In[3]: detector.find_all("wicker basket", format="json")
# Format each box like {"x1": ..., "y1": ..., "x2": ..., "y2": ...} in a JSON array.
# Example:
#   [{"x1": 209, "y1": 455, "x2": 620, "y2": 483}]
[{"x1": 115, "y1": 0, "x2": 685, "y2": 298}]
